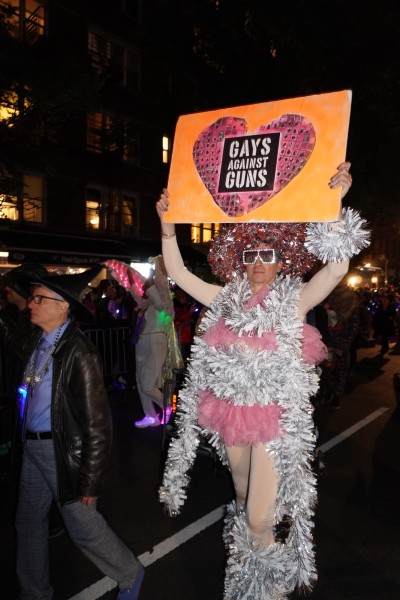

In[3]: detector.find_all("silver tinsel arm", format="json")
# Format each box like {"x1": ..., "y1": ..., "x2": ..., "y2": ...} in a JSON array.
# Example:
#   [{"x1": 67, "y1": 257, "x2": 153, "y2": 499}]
[
  {"x1": 304, "y1": 207, "x2": 370, "y2": 263},
  {"x1": 158, "y1": 378, "x2": 202, "y2": 515}
]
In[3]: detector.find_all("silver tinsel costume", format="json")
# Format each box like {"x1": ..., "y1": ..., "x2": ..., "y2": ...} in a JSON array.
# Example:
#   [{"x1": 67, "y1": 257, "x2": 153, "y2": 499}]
[{"x1": 159, "y1": 208, "x2": 370, "y2": 599}]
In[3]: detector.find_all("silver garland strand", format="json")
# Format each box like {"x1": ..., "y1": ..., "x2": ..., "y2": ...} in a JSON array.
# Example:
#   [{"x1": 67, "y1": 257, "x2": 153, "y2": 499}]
[
  {"x1": 224, "y1": 511, "x2": 296, "y2": 600},
  {"x1": 304, "y1": 207, "x2": 370, "y2": 262}
]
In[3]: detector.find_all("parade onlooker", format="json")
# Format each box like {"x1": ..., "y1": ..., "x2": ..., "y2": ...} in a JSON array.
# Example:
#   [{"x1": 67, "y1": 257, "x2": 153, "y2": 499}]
[
  {"x1": 0, "y1": 263, "x2": 49, "y2": 462},
  {"x1": 173, "y1": 287, "x2": 196, "y2": 363},
  {"x1": 106, "y1": 258, "x2": 183, "y2": 428},
  {"x1": 323, "y1": 283, "x2": 362, "y2": 408},
  {"x1": 6, "y1": 267, "x2": 144, "y2": 600},
  {"x1": 373, "y1": 294, "x2": 397, "y2": 355},
  {"x1": 95, "y1": 279, "x2": 117, "y2": 327},
  {"x1": 82, "y1": 286, "x2": 100, "y2": 320}
]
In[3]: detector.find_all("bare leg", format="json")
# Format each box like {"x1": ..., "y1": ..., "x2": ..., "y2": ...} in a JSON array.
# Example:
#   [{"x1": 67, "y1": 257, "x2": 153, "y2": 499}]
[
  {"x1": 247, "y1": 443, "x2": 278, "y2": 547},
  {"x1": 223, "y1": 444, "x2": 286, "y2": 600},
  {"x1": 225, "y1": 444, "x2": 251, "y2": 511},
  {"x1": 225, "y1": 443, "x2": 278, "y2": 547}
]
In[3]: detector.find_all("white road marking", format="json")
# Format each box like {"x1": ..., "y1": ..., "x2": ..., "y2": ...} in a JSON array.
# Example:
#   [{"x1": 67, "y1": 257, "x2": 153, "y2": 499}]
[
  {"x1": 69, "y1": 507, "x2": 225, "y2": 599},
  {"x1": 139, "y1": 505, "x2": 224, "y2": 567},
  {"x1": 69, "y1": 407, "x2": 390, "y2": 599},
  {"x1": 316, "y1": 407, "x2": 389, "y2": 452}
]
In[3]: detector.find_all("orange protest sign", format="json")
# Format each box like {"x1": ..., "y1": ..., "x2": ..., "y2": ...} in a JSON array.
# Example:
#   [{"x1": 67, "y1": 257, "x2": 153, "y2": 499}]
[{"x1": 165, "y1": 90, "x2": 352, "y2": 223}]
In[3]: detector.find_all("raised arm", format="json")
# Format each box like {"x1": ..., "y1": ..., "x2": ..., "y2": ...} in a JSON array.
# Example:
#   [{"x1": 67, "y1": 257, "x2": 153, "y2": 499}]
[
  {"x1": 157, "y1": 189, "x2": 221, "y2": 308},
  {"x1": 298, "y1": 261, "x2": 348, "y2": 318},
  {"x1": 298, "y1": 162, "x2": 370, "y2": 318}
]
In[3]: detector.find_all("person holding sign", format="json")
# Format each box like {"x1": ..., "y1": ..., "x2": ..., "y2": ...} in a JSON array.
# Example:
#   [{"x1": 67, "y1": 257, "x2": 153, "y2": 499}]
[{"x1": 156, "y1": 162, "x2": 370, "y2": 599}]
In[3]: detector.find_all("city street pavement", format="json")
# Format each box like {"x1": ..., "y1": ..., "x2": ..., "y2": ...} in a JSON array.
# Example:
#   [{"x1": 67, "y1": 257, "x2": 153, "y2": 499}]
[{"x1": 1, "y1": 343, "x2": 400, "y2": 600}]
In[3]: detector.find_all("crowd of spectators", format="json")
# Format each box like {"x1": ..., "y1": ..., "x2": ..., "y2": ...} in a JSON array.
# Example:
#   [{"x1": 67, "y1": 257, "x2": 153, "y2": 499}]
[
  {"x1": 3, "y1": 264, "x2": 400, "y2": 459},
  {"x1": 82, "y1": 278, "x2": 137, "y2": 329},
  {"x1": 310, "y1": 284, "x2": 400, "y2": 411}
]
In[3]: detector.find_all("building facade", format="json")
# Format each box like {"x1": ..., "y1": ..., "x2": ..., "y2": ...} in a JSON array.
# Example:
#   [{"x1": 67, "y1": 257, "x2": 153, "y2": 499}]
[{"x1": 0, "y1": 0, "x2": 207, "y2": 272}]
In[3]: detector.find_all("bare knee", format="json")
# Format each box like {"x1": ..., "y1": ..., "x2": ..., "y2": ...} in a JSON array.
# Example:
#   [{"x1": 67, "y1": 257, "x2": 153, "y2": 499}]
[{"x1": 247, "y1": 512, "x2": 274, "y2": 539}]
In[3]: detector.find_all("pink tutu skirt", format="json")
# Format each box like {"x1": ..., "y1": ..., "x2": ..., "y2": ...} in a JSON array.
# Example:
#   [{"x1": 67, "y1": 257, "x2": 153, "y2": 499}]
[{"x1": 197, "y1": 389, "x2": 282, "y2": 447}]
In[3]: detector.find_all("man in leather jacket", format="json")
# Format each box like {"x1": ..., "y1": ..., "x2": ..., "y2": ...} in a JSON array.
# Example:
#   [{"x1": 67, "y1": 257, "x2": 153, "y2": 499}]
[{"x1": 2, "y1": 268, "x2": 144, "y2": 600}]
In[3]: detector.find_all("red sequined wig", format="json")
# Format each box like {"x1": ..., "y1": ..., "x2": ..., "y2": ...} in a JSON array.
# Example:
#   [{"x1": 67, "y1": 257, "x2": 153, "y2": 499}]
[{"x1": 208, "y1": 222, "x2": 315, "y2": 282}]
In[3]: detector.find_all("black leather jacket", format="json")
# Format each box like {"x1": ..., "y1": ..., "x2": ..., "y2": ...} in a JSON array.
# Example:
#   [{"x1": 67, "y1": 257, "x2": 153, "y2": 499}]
[{"x1": 0, "y1": 317, "x2": 112, "y2": 505}]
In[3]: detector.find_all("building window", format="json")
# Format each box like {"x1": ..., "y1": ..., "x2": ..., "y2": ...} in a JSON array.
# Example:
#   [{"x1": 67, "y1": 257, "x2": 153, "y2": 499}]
[
  {"x1": 23, "y1": 173, "x2": 43, "y2": 222},
  {"x1": 85, "y1": 186, "x2": 137, "y2": 235},
  {"x1": 88, "y1": 31, "x2": 121, "y2": 77},
  {"x1": 191, "y1": 223, "x2": 220, "y2": 244},
  {"x1": 4, "y1": 0, "x2": 45, "y2": 43},
  {"x1": 87, "y1": 112, "x2": 139, "y2": 163},
  {"x1": 0, "y1": 172, "x2": 44, "y2": 223},
  {"x1": 86, "y1": 186, "x2": 119, "y2": 232},
  {"x1": 162, "y1": 136, "x2": 170, "y2": 164},
  {"x1": 122, "y1": 192, "x2": 137, "y2": 235},
  {"x1": 0, "y1": 194, "x2": 18, "y2": 220},
  {"x1": 86, "y1": 187, "x2": 102, "y2": 230},
  {"x1": 88, "y1": 30, "x2": 141, "y2": 92},
  {"x1": 87, "y1": 113, "x2": 117, "y2": 154}
]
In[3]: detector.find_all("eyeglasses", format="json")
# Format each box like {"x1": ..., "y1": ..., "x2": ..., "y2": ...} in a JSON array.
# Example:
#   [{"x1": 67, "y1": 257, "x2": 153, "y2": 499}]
[
  {"x1": 242, "y1": 249, "x2": 279, "y2": 265},
  {"x1": 29, "y1": 295, "x2": 65, "y2": 305}
]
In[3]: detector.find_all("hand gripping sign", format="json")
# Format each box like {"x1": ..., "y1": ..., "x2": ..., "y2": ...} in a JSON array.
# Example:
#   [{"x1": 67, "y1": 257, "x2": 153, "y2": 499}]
[{"x1": 164, "y1": 90, "x2": 352, "y2": 223}]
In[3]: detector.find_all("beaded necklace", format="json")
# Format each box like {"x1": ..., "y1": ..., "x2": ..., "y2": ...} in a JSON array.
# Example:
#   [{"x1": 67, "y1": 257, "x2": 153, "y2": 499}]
[{"x1": 24, "y1": 321, "x2": 67, "y2": 390}]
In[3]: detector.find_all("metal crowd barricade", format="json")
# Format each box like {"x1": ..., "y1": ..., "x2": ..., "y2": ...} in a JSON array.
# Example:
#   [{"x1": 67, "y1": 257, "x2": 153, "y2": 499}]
[{"x1": 82, "y1": 325, "x2": 132, "y2": 379}]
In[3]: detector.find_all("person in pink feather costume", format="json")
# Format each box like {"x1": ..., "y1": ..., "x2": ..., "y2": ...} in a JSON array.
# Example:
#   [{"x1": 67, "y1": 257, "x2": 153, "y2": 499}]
[{"x1": 156, "y1": 163, "x2": 370, "y2": 599}]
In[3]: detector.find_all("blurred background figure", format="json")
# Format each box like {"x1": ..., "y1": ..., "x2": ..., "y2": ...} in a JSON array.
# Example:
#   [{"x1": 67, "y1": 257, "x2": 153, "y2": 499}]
[
  {"x1": 173, "y1": 287, "x2": 196, "y2": 364},
  {"x1": 0, "y1": 264, "x2": 49, "y2": 463},
  {"x1": 373, "y1": 294, "x2": 397, "y2": 356},
  {"x1": 82, "y1": 285, "x2": 100, "y2": 321},
  {"x1": 323, "y1": 283, "x2": 362, "y2": 409},
  {"x1": 106, "y1": 257, "x2": 183, "y2": 428},
  {"x1": 357, "y1": 289, "x2": 376, "y2": 347},
  {"x1": 95, "y1": 279, "x2": 117, "y2": 328}
]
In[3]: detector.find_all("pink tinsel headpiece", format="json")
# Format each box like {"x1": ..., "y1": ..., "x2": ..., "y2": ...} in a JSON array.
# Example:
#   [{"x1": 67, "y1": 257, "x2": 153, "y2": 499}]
[{"x1": 208, "y1": 222, "x2": 315, "y2": 282}]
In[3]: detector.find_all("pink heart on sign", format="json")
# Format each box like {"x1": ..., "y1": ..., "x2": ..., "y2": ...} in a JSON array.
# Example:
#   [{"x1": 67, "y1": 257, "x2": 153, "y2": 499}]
[{"x1": 193, "y1": 114, "x2": 316, "y2": 217}]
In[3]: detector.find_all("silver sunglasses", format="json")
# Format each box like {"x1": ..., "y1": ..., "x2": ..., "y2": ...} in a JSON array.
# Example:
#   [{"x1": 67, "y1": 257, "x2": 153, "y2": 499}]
[{"x1": 242, "y1": 249, "x2": 279, "y2": 265}]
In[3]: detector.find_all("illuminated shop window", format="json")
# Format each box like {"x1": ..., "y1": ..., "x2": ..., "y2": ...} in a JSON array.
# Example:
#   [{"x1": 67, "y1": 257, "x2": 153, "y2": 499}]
[{"x1": 191, "y1": 223, "x2": 220, "y2": 244}]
